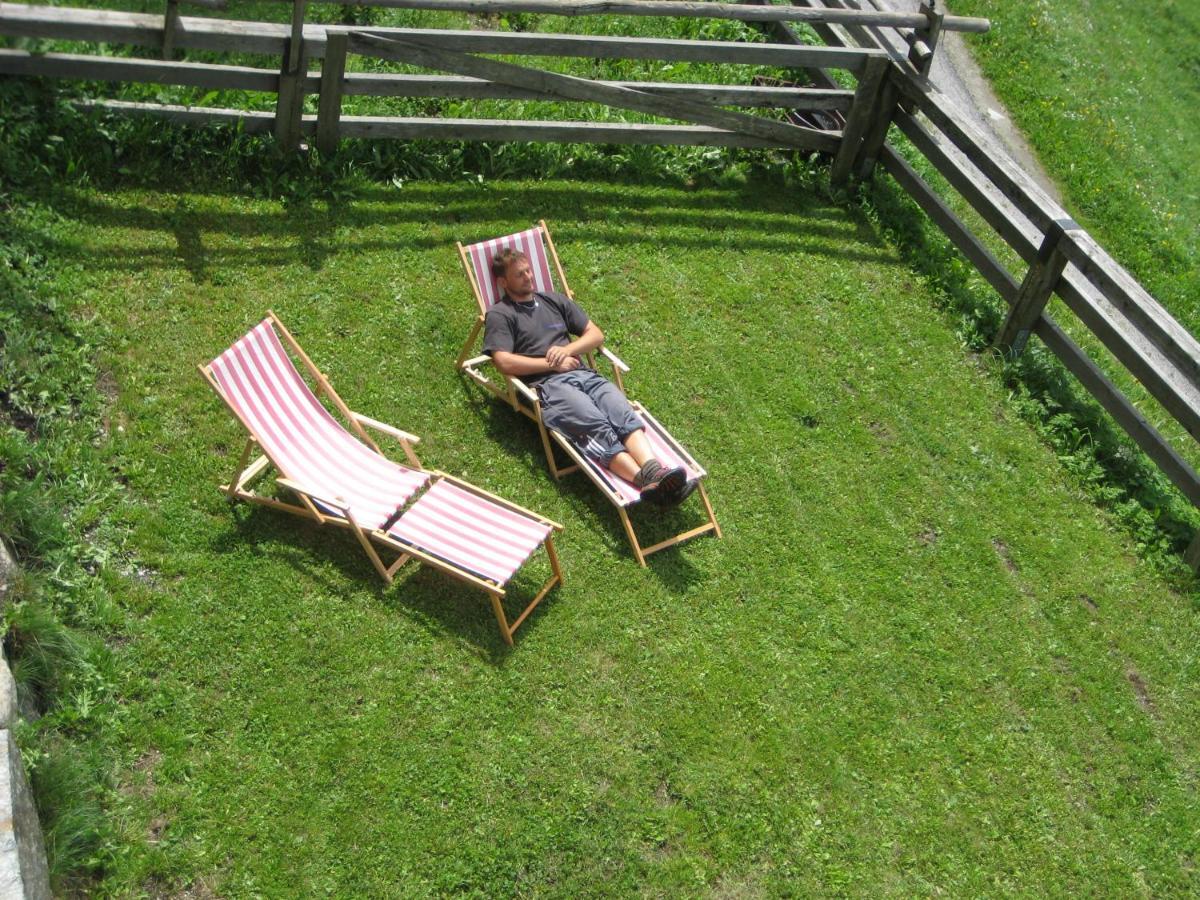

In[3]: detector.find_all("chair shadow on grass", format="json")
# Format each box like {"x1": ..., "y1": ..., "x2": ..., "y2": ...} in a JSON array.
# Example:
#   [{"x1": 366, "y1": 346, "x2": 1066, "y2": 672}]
[
  {"x1": 460, "y1": 379, "x2": 708, "y2": 594},
  {"x1": 210, "y1": 498, "x2": 556, "y2": 663}
]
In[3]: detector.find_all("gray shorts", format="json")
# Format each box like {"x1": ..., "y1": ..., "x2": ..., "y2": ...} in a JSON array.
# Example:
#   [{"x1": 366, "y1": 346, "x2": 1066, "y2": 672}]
[{"x1": 537, "y1": 369, "x2": 643, "y2": 463}]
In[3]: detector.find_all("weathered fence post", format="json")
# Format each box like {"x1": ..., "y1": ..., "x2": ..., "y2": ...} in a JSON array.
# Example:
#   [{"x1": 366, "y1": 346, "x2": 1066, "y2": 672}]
[
  {"x1": 896, "y1": 0, "x2": 941, "y2": 118},
  {"x1": 274, "y1": 0, "x2": 308, "y2": 150},
  {"x1": 906, "y1": 0, "x2": 943, "y2": 76},
  {"x1": 830, "y1": 55, "x2": 887, "y2": 186},
  {"x1": 994, "y1": 218, "x2": 1075, "y2": 357},
  {"x1": 162, "y1": 0, "x2": 180, "y2": 59},
  {"x1": 316, "y1": 31, "x2": 348, "y2": 156},
  {"x1": 851, "y1": 64, "x2": 901, "y2": 181}
]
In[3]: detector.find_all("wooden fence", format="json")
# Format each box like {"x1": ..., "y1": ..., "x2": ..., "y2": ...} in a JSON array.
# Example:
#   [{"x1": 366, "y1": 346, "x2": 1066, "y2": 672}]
[
  {"x1": 764, "y1": 0, "x2": 1200, "y2": 564},
  {"x1": 0, "y1": 1, "x2": 896, "y2": 153},
  {"x1": 3, "y1": 1, "x2": 1200, "y2": 562}
]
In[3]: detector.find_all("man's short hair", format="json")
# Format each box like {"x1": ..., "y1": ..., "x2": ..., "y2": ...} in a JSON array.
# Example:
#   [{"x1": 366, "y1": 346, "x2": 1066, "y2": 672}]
[{"x1": 492, "y1": 248, "x2": 529, "y2": 281}]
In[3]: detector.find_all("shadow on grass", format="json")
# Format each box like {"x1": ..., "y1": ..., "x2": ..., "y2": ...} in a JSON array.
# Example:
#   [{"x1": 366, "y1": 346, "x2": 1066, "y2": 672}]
[
  {"x1": 36, "y1": 179, "x2": 897, "y2": 276},
  {"x1": 211, "y1": 499, "x2": 559, "y2": 663},
  {"x1": 861, "y1": 171, "x2": 1198, "y2": 582},
  {"x1": 463, "y1": 380, "x2": 709, "y2": 593}
]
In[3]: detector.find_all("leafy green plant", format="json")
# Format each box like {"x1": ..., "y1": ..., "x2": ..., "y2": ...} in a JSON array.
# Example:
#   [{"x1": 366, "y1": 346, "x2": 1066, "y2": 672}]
[{"x1": 1, "y1": 184, "x2": 126, "y2": 893}]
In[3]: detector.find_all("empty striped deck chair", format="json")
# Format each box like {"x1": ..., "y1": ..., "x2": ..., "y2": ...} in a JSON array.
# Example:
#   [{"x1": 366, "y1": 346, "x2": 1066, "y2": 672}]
[
  {"x1": 200, "y1": 311, "x2": 563, "y2": 646},
  {"x1": 456, "y1": 221, "x2": 720, "y2": 566}
]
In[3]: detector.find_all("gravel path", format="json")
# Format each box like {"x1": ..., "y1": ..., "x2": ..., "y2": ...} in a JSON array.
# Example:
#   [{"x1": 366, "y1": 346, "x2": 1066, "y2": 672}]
[{"x1": 867, "y1": 0, "x2": 1064, "y2": 204}]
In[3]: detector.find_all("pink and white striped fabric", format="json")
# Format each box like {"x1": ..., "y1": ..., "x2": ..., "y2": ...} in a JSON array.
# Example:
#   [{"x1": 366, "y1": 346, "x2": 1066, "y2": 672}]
[
  {"x1": 584, "y1": 411, "x2": 704, "y2": 507},
  {"x1": 463, "y1": 226, "x2": 557, "y2": 311},
  {"x1": 208, "y1": 319, "x2": 430, "y2": 529},
  {"x1": 387, "y1": 479, "x2": 552, "y2": 585}
]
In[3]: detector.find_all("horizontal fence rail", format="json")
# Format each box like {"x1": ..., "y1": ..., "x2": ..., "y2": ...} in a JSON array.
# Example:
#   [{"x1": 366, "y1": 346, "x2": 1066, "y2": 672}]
[
  {"x1": 0, "y1": 3, "x2": 885, "y2": 67},
  {"x1": 76, "y1": 98, "x2": 800, "y2": 147},
  {"x1": 258, "y1": 0, "x2": 991, "y2": 33},
  {"x1": 0, "y1": 49, "x2": 854, "y2": 107}
]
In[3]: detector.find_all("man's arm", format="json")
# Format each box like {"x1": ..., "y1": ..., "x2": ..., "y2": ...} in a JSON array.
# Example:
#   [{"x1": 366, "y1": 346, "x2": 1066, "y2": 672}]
[
  {"x1": 491, "y1": 350, "x2": 575, "y2": 378},
  {"x1": 546, "y1": 321, "x2": 605, "y2": 369}
]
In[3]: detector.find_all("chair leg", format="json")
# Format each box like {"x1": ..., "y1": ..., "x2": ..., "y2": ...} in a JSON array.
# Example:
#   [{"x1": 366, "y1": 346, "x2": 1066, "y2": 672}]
[
  {"x1": 545, "y1": 535, "x2": 564, "y2": 587},
  {"x1": 488, "y1": 591, "x2": 514, "y2": 646},
  {"x1": 386, "y1": 553, "x2": 412, "y2": 579},
  {"x1": 489, "y1": 539, "x2": 563, "y2": 645},
  {"x1": 348, "y1": 519, "x2": 392, "y2": 583},
  {"x1": 698, "y1": 481, "x2": 722, "y2": 539},
  {"x1": 456, "y1": 315, "x2": 484, "y2": 368},
  {"x1": 618, "y1": 508, "x2": 647, "y2": 567},
  {"x1": 535, "y1": 410, "x2": 564, "y2": 480},
  {"x1": 223, "y1": 438, "x2": 257, "y2": 497}
]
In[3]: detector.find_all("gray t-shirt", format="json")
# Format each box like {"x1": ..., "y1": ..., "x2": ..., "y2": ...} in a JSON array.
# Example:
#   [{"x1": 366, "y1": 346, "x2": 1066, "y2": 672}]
[{"x1": 483, "y1": 291, "x2": 592, "y2": 384}]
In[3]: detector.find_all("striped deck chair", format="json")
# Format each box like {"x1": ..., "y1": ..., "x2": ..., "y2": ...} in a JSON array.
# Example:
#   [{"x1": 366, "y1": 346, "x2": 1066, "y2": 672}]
[
  {"x1": 199, "y1": 311, "x2": 563, "y2": 646},
  {"x1": 456, "y1": 221, "x2": 721, "y2": 566}
]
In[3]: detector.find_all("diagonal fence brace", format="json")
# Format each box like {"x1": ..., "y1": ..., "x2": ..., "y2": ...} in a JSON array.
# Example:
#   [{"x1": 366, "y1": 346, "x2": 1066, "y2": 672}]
[{"x1": 348, "y1": 30, "x2": 841, "y2": 154}]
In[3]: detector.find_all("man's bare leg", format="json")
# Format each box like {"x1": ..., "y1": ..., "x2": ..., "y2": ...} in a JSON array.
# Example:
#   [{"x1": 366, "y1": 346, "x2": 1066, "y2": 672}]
[
  {"x1": 607, "y1": 450, "x2": 642, "y2": 482},
  {"x1": 607, "y1": 428, "x2": 690, "y2": 503},
  {"x1": 609, "y1": 432, "x2": 676, "y2": 487},
  {"x1": 607, "y1": 429, "x2": 654, "y2": 482},
  {"x1": 623, "y1": 429, "x2": 655, "y2": 467}
]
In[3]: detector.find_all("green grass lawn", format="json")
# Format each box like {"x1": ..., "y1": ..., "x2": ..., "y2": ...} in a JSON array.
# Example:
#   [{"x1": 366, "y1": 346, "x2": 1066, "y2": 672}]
[
  {"x1": 952, "y1": 0, "x2": 1199, "y2": 337},
  {"x1": 860, "y1": 0, "x2": 1200, "y2": 547},
  {"x1": 19, "y1": 176, "x2": 1197, "y2": 894}
]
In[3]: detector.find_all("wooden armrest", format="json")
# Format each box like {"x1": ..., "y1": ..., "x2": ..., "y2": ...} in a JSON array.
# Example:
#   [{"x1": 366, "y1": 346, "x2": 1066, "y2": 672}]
[
  {"x1": 462, "y1": 353, "x2": 493, "y2": 369},
  {"x1": 599, "y1": 346, "x2": 630, "y2": 373},
  {"x1": 509, "y1": 377, "x2": 537, "y2": 402},
  {"x1": 350, "y1": 412, "x2": 421, "y2": 445}
]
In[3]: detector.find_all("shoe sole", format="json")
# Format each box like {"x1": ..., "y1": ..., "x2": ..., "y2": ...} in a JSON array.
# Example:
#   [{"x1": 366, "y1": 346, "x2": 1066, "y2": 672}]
[
  {"x1": 668, "y1": 478, "x2": 698, "y2": 506},
  {"x1": 641, "y1": 467, "x2": 687, "y2": 505},
  {"x1": 656, "y1": 467, "x2": 687, "y2": 495}
]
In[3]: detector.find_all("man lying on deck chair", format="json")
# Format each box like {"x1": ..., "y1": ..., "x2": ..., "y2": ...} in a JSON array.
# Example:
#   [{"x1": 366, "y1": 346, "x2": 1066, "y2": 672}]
[{"x1": 484, "y1": 248, "x2": 695, "y2": 506}]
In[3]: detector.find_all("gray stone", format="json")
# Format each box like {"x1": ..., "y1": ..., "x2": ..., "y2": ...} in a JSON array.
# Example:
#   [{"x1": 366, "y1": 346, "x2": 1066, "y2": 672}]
[
  {"x1": 0, "y1": 730, "x2": 51, "y2": 900},
  {"x1": 0, "y1": 662, "x2": 15, "y2": 732},
  {"x1": 0, "y1": 539, "x2": 16, "y2": 613}
]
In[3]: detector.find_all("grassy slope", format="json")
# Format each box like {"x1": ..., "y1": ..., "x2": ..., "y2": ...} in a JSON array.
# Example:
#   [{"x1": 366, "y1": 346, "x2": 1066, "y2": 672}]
[
  {"x1": 24, "y1": 176, "x2": 1195, "y2": 894},
  {"x1": 951, "y1": 0, "x2": 1200, "y2": 336}
]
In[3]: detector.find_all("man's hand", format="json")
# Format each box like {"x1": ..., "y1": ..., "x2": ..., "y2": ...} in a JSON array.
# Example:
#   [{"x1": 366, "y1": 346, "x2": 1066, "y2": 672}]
[
  {"x1": 549, "y1": 353, "x2": 580, "y2": 373},
  {"x1": 546, "y1": 345, "x2": 576, "y2": 369}
]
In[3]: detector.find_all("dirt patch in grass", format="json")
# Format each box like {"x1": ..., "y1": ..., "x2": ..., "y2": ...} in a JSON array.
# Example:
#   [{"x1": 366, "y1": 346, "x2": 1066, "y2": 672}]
[
  {"x1": 992, "y1": 538, "x2": 1019, "y2": 573},
  {"x1": 1126, "y1": 668, "x2": 1156, "y2": 715},
  {"x1": 148, "y1": 814, "x2": 169, "y2": 844}
]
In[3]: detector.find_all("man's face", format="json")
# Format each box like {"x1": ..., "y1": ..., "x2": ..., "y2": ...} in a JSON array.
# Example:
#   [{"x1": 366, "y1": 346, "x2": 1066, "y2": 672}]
[{"x1": 499, "y1": 257, "x2": 534, "y2": 299}]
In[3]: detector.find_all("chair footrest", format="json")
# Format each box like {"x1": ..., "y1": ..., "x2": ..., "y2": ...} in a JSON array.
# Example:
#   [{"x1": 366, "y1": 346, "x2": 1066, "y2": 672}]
[{"x1": 386, "y1": 480, "x2": 553, "y2": 586}]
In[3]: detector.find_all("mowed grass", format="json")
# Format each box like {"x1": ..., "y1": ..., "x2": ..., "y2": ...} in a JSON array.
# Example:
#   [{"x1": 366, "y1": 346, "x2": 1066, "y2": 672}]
[
  {"x1": 34, "y1": 177, "x2": 1200, "y2": 894},
  {"x1": 952, "y1": 0, "x2": 1200, "y2": 336}
]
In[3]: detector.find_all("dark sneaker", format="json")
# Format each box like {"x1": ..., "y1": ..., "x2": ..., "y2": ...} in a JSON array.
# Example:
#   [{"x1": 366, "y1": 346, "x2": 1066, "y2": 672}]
[
  {"x1": 662, "y1": 477, "x2": 698, "y2": 507},
  {"x1": 639, "y1": 464, "x2": 686, "y2": 504},
  {"x1": 655, "y1": 465, "x2": 687, "y2": 496},
  {"x1": 632, "y1": 459, "x2": 664, "y2": 489}
]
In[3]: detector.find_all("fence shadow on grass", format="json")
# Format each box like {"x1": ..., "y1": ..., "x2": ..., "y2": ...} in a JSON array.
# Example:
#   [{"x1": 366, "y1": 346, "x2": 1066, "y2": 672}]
[
  {"x1": 38, "y1": 177, "x2": 899, "y2": 277},
  {"x1": 863, "y1": 173, "x2": 1199, "y2": 578}
]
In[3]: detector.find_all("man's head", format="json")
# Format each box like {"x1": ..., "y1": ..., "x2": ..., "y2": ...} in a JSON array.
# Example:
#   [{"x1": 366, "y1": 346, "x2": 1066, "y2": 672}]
[{"x1": 492, "y1": 249, "x2": 535, "y2": 301}]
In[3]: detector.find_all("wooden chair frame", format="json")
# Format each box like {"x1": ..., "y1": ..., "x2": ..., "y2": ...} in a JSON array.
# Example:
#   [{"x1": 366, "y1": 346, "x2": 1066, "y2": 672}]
[
  {"x1": 200, "y1": 310, "x2": 563, "y2": 646},
  {"x1": 455, "y1": 222, "x2": 722, "y2": 566}
]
